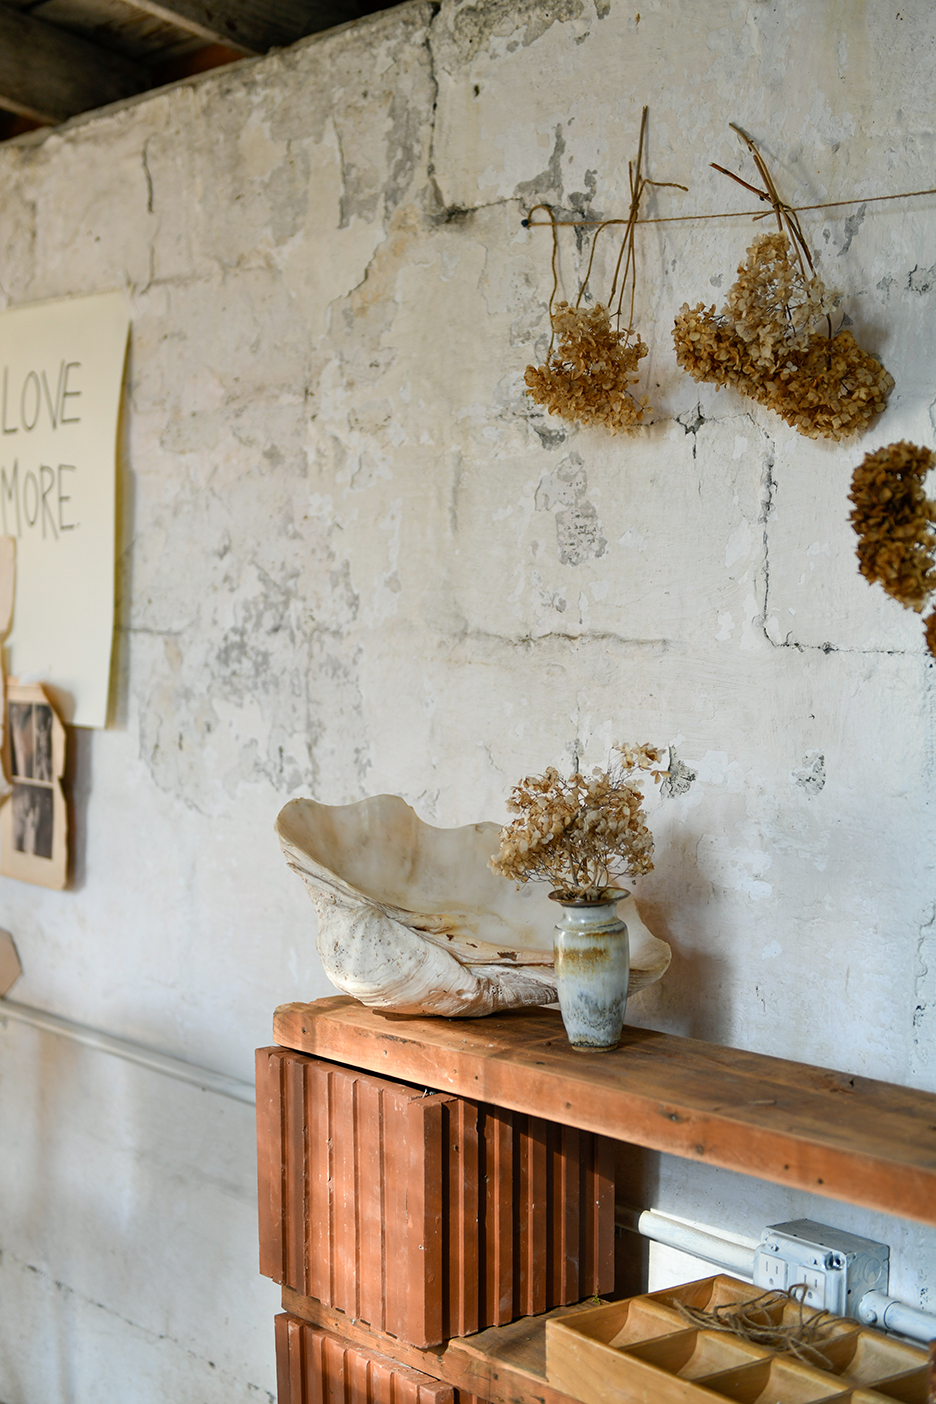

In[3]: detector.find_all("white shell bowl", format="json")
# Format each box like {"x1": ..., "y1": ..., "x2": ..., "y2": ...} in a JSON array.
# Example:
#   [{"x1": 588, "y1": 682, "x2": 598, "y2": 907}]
[{"x1": 276, "y1": 793, "x2": 671, "y2": 1019}]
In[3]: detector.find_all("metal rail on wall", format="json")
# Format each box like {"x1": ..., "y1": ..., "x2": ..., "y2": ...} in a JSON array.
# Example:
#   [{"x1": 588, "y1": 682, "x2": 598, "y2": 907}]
[{"x1": 0, "y1": 995, "x2": 256, "y2": 1104}]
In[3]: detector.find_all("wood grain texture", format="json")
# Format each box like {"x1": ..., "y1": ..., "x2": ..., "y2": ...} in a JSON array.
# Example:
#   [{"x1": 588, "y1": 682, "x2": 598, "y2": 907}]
[
  {"x1": 272, "y1": 999, "x2": 936, "y2": 1226},
  {"x1": 275, "y1": 1314, "x2": 456, "y2": 1404},
  {"x1": 257, "y1": 1047, "x2": 615, "y2": 1347},
  {"x1": 124, "y1": 0, "x2": 361, "y2": 53},
  {"x1": 444, "y1": 1098, "x2": 480, "y2": 1338},
  {"x1": 0, "y1": 3, "x2": 146, "y2": 121},
  {"x1": 282, "y1": 1289, "x2": 586, "y2": 1404},
  {"x1": 256, "y1": 1047, "x2": 287, "y2": 1281}
]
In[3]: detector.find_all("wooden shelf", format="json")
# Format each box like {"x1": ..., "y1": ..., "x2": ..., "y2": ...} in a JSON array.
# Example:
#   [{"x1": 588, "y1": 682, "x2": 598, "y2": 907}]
[{"x1": 273, "y1": 997, "x2": 936, "y2": 1227}]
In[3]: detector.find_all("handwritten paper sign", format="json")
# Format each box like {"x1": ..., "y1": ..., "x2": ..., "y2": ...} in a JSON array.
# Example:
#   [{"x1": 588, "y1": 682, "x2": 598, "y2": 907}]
[{"x1": 0, "y1": 291, "x2": 130, "y2": 727}]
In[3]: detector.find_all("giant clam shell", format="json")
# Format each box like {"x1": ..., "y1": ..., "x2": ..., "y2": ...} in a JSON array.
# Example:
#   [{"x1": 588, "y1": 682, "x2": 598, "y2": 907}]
[{"x1": 276, "y1": 794, "x2": 671, "y2": 1018}]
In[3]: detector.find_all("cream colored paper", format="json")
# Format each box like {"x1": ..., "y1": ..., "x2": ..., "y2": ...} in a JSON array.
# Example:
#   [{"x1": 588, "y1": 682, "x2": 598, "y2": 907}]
[
  {"x1": 0, "y1": 292, "x2": 130, "y2": 727},
  {"x1": 0, "y1": 535, "x2": 15, "y2": 799}
]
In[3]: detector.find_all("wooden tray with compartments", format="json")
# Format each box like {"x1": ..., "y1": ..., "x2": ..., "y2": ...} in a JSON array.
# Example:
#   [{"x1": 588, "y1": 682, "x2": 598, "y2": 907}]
[{"x1": 545, "y1": 1274, "x2": 929, "y2": 1404}]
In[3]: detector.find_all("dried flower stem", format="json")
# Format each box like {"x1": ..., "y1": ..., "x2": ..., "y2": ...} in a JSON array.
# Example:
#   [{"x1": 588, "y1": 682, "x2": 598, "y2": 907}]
[
  {"x1": 526, "y1": 202, "x2": 561, "y2": 355},
  {"x1": 720, "y1": 125, "x2": 815, "y2": 279},
  {"x1": 525, "y1": 109, "x2": 686, "y2": 433}
]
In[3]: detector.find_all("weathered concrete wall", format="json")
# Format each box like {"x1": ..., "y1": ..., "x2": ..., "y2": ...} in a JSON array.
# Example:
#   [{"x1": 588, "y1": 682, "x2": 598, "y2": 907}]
[{"x1": 1, "y1": 0, "x2": 935, "y2": 1397}]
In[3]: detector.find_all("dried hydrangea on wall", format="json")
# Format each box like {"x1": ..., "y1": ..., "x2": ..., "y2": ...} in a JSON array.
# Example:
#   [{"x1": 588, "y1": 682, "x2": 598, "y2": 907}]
[
  {"x1": 525, "y1": 108, "x2": 685, "y2": 434},
  {"x1": 525, "y1": 302, "x2": 649, "y2": 433},
  {"x1": 673, "y1": 127, "x2": 893, "y2": 441},
  {"x1": 848, "y1": 440, "x2": 936, "y2": 654}
]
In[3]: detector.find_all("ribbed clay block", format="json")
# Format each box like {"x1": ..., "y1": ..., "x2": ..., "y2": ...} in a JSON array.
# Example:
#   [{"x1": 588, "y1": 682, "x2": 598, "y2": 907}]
[
  {"x1": 274, "y1": 1315, "x2": 455, "y2": 1404},
  {"x1": 256, "y1": 1047, "x2": 615, "y2": 1346}
]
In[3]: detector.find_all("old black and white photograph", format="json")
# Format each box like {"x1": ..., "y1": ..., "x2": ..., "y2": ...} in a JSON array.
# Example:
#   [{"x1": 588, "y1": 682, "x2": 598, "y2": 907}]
[
  {"x1": 2, "y1": 685, "x2": 67, "y2": 886},
  {"x1": 8, "y1": 701, "x2": 34, "y2": 778},
  {"x1": 11, "y1": 782, "x2": 54, "y2": 859},
  {"x1": 33, "y1": 703, "x2": 53, "y2": 782},
  {"x1": 7, "y1": 701, "x2": 55, "y2": 784}
]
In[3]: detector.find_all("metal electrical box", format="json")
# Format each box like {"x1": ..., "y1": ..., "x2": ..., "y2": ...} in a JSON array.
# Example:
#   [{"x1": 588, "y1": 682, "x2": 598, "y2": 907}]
[{"x1": 754, "y1": 1219, "x2": 889, "y2": 1317}]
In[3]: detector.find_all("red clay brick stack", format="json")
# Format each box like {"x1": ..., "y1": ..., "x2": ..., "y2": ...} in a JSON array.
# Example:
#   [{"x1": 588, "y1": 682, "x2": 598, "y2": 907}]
[{"x1": 257, "y1": 1045, "x2": 616, "y2": 1402}]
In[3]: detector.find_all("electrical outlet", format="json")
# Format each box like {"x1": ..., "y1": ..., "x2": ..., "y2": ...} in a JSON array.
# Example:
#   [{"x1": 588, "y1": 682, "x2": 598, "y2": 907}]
[
  {"x1": 754, "y1": 1220, "x2": 889, "y2": 1318},
  {"x1": 756, "y1": 1251, "x2": 788, "y2": 1292}
]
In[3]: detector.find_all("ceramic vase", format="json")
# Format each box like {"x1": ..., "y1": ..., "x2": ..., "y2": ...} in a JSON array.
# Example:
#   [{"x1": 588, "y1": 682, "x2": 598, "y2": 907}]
[{"x1": 551, "y1": 889, "x2": 630, "y2": 1051}]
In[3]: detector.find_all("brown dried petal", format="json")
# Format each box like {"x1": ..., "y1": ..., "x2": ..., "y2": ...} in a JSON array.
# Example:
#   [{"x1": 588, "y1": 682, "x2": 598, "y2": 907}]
[
  {"x1": 672, "y1": 235, "x2": 891, "y2": 442},
  {"x1": 526, "y1": 303, "x2": 650, "y2": 433},
  {"x1": 848, "y1": 441, "x2": 936, "y2": 612}
]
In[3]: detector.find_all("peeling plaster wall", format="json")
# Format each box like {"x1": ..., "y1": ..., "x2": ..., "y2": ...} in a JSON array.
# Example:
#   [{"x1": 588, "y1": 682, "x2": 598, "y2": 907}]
[{"x1": 1, "y1": 0, "x2": 935, "y2": 1397}]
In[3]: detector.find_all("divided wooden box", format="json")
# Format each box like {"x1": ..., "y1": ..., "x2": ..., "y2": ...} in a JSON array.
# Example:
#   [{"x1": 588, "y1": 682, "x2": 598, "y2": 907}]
[
  {"x1": 545, "y1": 1274, "x2": 930, "y2": 1404},
  {"x1": 256, "y1": 1046, "x2": 615, "y2": 1349}
]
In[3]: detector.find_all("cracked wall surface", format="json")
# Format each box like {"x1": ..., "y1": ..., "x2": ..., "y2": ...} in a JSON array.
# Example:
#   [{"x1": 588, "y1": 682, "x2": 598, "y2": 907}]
[{"x1": 1, "y1": 0, "x2": 936, "y2": 1397}]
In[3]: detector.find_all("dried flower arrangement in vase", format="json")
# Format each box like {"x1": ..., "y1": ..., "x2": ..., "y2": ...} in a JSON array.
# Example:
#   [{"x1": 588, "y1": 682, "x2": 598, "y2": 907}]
[
  {"x1": 848, "y1": 440, "x2": 936, "y2": 655},
  {"x1": 525, "y1": 108, "x2": 686, "y2": 434},
  {"x1": 673, "y1": 126, "x2": 893, "y2": 440},
  {"x1": 490, "y1": 743, "x2": 665, "y2": 1050}
]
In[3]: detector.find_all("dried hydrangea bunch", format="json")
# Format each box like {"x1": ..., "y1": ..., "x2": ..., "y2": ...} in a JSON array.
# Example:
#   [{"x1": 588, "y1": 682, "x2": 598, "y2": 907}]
[
  {"x1": 525, "y1": 301, "x2": 650, "y2": 433},
  {"x1": 490, "y1": 743, "x2": 665, "y2": 900},
  {"x1": 673, "y1": 233, "x2": 893, "y2": 441},
  {"x1": 848, "y1": 440, "x2": 936, "y2": 654}
]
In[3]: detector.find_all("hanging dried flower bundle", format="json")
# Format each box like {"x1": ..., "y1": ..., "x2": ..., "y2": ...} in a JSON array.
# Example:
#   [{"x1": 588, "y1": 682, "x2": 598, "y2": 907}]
[
  {"x1": 490, "y1": 742, "x2": 666, "y2": 900},
  {"x1": 525, "y1": 301, "x2": 649, "y2": 432},
  {"x1": 673, "y1": 128, "x2": 893, "y2": 441},
  {"x1": 525, "y1": 109, "x2": 685, "y2": 435},
  {"x1": 848, "y1": 440, "x2": 936, "y2": 654}
]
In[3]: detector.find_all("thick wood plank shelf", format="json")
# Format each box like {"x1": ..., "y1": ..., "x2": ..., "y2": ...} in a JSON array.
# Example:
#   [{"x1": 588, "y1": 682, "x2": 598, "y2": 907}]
[{"x1": 273, "y1": 997, "x2": 936, "y2": 1227}]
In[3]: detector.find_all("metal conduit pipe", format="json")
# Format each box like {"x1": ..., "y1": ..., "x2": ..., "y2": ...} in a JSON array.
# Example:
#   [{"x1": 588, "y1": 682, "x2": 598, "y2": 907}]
[
  {"x1": 857, "y1": 1290, "x2": 936, "y2": 1344},
  {"x1": 617, "y1": 1205, "x2": 936, "y2": 1347},
  {"x1": 0, "y1": 996, "x2": 256, "y2": 1105},
  {"x1": 616, "y1": 1205, "x2": 758, "y2": 1279}
]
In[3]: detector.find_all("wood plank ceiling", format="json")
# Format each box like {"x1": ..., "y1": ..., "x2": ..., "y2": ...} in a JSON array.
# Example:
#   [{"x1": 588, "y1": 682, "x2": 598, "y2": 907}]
[{"x1": 0, "y1": 0, "x2": 394, "y2": 138}]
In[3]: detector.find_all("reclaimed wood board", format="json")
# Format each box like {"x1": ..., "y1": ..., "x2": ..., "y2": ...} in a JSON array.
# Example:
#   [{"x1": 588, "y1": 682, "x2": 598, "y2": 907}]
[{"x1": 272, "y1": 998, "x2": 936, "y2": 1227}]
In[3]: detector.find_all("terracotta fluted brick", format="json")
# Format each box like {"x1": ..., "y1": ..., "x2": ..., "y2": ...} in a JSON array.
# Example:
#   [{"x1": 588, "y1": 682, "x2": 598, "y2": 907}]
[
  {"x1": 275, "y1": 1315, "x2": 455, "y2": 1404},
  {"x1": 257, "y1": 1047, "x2": 615, "y2": 1348}
]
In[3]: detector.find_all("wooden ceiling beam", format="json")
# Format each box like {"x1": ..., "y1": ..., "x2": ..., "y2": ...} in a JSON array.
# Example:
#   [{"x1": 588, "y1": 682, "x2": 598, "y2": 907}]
[
  {"x1": 0, "y1": 5, "x2": 149, "y2": 124},
  {"x1": 126, "y1": 0, "x2": 362, "y2": 56}
]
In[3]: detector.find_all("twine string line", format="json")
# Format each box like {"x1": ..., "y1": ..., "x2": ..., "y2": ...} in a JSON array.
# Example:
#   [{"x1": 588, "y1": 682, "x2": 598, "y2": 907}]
[
  {"x1": 673, "y1": 1284, "x2": 841, "y2": 1370},
  {"x1": 522, "y1": 183, "x2": 936, "y2": 229}
]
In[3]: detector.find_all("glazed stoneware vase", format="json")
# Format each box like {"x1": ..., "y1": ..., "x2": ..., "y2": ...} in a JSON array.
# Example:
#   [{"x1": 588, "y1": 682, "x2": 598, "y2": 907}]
[{"x1": 551, "y1": 889, "x2": 630, "y2": 1051}]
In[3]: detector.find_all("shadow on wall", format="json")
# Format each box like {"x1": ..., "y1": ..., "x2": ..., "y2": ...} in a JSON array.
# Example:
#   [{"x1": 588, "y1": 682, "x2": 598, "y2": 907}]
[
  {"x1": 629, "y1": 822, "x2": 732, "y2": 1045},
  {"x1": 614, "y1": 1140, "x2": 660, "y2": 1296}
]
